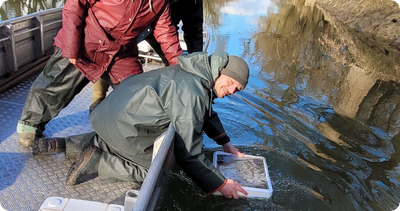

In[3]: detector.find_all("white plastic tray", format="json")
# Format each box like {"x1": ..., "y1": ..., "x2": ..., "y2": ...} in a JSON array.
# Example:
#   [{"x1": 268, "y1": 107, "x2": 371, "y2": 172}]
[
  {"x1": 39, "y1": 197, "x2": 124, "y2": 211},
  {"x1": 213, "y1": 151, "x2": 273, "y2": 198}
]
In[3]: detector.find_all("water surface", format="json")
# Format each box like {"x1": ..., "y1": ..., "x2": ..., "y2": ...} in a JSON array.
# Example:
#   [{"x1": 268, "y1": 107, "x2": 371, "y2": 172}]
[{"x1": 161, "y1": 0, "x2": 400, "y2": 210}]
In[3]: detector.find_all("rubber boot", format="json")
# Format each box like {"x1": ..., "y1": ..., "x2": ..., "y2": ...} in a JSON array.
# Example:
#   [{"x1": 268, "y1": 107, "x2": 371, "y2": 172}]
[
  {"x1": 31, "y1": 137, "x2": 66, "y2": 156},
  {"x1": 18, "y1": 132, "x2": 38, "y2": 148},
  {"x1": 66, "y1": 144, "x2": 101, "y2": 186}
]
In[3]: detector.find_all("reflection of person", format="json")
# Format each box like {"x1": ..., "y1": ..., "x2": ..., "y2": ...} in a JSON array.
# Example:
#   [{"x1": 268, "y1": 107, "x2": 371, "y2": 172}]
[
  {"x1": 90, "y1": 0, "x2": 204, "y2": 111},
  {"x1": 17, "y1": 0, "x2": 183, "y2": 147},
  {"x1": 32, "y1": 51, "x2": 250, "y2": 199}
]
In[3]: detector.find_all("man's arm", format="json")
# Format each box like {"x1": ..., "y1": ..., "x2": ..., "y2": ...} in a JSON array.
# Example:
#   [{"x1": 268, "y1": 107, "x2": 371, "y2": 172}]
[
  {"x1": 202, "y1": 110, "x2": 243, "y2": 156},
  {"x1": 172, "y1": 118, "x2": 227, "y2": 193},
  {"x1": 164, "y1": 91, "x2": 226, "y2": 193},
  {"x1": 152, "y1": 1, "x2": 183, "y2": 65},
  {"x1": 169, "y1": 103, "x2": 247, "y2": 198},
  {"x1": 173, "y1": 128, "x2": 248, "y2": 198},
  {"x1": 203, "y1": 111, "x2": 230, "y2": 144}
]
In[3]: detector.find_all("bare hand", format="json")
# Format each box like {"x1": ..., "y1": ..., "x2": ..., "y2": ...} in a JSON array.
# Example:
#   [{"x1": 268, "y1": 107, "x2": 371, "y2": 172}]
[
  {"x1": 222, "y1": 142, "x2": 244, "y2": 157},
  {"x1": 219, "y1": 179, "x2": 248, "y2": 199},
  {"x1": 68, "y1": 58, "x2": 77, "y2": 65}
]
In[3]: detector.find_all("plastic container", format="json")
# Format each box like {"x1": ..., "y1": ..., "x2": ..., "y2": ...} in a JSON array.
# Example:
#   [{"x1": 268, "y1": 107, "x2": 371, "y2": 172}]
[
  {"x1": 213, "y1": 151, "x2": 273, "y2": 199},
  {"x1": 39, "y1": 197, "x2": 124, "y2": 211}
]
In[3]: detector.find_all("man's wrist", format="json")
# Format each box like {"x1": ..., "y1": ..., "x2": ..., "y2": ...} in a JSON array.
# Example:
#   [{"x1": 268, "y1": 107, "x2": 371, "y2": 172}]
[{"x1": 215, "y1": 134, "x2": 230, "y2": 145}]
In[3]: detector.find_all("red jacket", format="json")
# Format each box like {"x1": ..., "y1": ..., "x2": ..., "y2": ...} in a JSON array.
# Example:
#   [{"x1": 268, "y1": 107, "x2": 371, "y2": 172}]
[{"x1": 54, "y1": 0, "x2": 183, "y2": 84}]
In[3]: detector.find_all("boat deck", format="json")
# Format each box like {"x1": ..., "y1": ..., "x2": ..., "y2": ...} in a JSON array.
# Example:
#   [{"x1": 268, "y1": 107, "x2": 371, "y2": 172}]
[{"x1": 0, "y1": 62, "x2": 164, "y2": 211}]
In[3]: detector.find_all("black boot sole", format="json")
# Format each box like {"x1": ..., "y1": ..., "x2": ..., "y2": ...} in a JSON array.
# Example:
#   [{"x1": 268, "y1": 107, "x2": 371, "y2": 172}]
[{"x1": 66, "y1": 144, "x2": 95, "y2": 186}]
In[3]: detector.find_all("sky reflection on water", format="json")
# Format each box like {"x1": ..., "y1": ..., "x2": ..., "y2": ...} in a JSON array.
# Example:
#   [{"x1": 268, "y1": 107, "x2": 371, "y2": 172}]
[{"x1": 171, "y1": 0, "x2": 400, "y2": 210}]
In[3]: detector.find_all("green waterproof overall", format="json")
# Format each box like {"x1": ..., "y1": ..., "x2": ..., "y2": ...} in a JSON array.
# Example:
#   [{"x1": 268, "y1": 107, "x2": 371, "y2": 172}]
[
  {"x1": 65, "y1": 132, "x2": 149, "y2": 183},
  {"x1": 17, "y1": 47, "x2": 117, "y2": 135}
]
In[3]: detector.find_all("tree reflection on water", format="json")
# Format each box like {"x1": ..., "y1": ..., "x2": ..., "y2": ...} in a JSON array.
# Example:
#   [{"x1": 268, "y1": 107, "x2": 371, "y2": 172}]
[{"x1": 161, "y1": 0, "x2": 400, "y2": 210}]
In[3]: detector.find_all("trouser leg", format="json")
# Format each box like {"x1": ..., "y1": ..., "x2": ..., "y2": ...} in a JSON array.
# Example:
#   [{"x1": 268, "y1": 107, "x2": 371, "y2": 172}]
[
  {"x1": 89, "y1": 71, "x2": 119, "y2": 112},
  {"x1": 90, "y1": 78, "x2": 110, "y2": 112},
  {"x1": 65, "y1": 132, "x2": 95, "y2": 159},
  {"x1": 143, "y1": 0, "x2": 203, "y2": 65},
  {"x1": 93, "y1": 135, "x2": 148, "y2": 183},
  {"x1": 97, "y1": 150, "x2": 148, "y2": 183},
  {"x1": 17, "y1": 47, "x2": 90, "y2": 135},
  {"x1": 172, "y1": 0, "x2": 203, "y2": 53},
  {"x1": 144, "y1": 1, "x2": 185, "y2": 66},
  {"x1": 91, "y1": 78, "x2": 109, "y2": 104},
  {"x1": 66, "y1": 132, "x2": 148, "y2": 183}
]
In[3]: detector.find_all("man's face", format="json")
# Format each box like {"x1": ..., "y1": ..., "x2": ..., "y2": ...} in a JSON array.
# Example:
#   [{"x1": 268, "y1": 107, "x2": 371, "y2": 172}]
[{"x1": 214, "y1": 74, "x2": 243, "y2": 98}]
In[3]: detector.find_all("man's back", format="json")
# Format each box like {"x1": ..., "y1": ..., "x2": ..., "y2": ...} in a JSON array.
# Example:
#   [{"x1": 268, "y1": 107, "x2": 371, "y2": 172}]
[{"x1": 89, "y1": 54, "x2": 213, "y2": 167}]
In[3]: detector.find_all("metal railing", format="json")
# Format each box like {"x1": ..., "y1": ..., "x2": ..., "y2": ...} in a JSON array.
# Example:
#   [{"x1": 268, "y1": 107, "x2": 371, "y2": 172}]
[
  {"x1": 0, "y1": 8, "x2": 62, "y2": 78},
  {"x1": 128, "y1": 124, "x2": 176, "y2": 211}
]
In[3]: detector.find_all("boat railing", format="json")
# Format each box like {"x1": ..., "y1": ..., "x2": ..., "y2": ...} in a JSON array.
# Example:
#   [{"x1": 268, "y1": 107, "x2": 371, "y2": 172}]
[
  {"x1": 0, "y1": 7, "x2": 62, "y2": 92},
  {"x1": 130, "y1": 124, "x2": 176, "y2": 211}
]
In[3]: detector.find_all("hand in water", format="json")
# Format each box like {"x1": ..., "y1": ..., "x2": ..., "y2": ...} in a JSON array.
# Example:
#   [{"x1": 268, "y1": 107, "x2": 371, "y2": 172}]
[
  {"x1": 219, "y1": 179, "x2": 248, "y2": 199},
  {"x1": 222, "y1": 142, "x2": 244, "y2": 157}
]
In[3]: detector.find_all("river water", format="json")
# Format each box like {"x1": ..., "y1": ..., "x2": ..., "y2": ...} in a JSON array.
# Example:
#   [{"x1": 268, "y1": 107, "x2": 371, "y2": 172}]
[{"x1": 2, "y1": 0, "x2": 400, "y2": 210}]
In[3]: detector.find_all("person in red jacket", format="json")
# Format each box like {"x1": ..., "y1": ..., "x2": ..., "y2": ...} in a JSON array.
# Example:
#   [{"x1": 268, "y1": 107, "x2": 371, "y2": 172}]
[
  {"x1": 16, "y1": 0, "x2": 183, "y2": 147},
  {"x1": 89, "y1": 0, "x2": 204, "y2": 112}
]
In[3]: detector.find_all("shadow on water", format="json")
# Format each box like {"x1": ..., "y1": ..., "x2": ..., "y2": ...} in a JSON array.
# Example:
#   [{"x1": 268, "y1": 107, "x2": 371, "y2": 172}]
[{"x1": 160, "y1": 0, "x2": 400, "y2": 210}]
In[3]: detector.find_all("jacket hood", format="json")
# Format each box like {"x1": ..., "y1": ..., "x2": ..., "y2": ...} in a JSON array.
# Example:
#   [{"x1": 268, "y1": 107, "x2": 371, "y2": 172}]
[{"x1": 178, "y1": 51, "x2": 229, "y2": 90}]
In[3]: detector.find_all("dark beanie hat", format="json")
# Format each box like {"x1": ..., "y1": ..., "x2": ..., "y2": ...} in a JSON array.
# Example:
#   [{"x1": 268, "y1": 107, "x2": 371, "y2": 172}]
[{"x1": 220, "y1": 55, "x2": 250, "y2": 90}]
